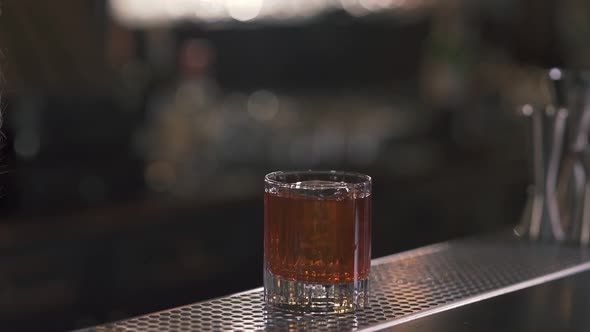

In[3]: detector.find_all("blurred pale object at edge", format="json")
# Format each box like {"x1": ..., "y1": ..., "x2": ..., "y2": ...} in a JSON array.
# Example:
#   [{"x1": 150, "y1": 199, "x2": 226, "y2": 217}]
[{"x1": 109, "y1": 0, "x2": 430, "y2": 26}]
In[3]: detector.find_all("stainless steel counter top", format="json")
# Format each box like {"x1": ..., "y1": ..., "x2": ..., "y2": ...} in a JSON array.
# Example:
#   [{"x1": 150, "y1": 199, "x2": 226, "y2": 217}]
[
  {"x1": 78, "y1": 233, "x2": 590, "y2": 331},
  {"x1": 385, "y1": 268, "x2": 590, "y2": 332}
]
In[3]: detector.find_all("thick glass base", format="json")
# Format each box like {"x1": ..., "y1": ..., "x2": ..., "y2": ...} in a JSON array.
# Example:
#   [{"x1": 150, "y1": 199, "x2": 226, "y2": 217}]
[{"x1": 264, "y1": 269, "x2": 369, "y2": 314}]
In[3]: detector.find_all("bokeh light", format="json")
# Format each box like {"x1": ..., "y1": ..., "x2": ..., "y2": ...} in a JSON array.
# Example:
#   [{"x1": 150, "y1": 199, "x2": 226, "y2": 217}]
[
  {"x1": 226, "y1": 0, "x2": 264, "y2": 21},
  {"x1": 108, "y1": 0, "x2": 425, "y2": 26}
]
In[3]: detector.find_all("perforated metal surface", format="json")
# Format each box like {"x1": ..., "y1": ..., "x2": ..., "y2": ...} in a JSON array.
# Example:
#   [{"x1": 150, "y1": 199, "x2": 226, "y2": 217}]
[{"x1": 88, "y1": 235, "x2": 590, "y2": 332}]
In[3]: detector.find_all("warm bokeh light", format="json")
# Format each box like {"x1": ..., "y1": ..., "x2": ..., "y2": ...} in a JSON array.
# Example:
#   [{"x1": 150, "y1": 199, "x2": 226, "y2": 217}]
[
  {"x1": 247, "y1": 90, "x2": 280, "y2": 122},
  {"x1": 226, "y1": 0, "x2": 263, "y2": 21},
  {"x1": 109, "y1": 0, "x2": 424, "y2": 26},
  {"x1": 549, "y1": 68, "x2": 563, "y2": 81}
]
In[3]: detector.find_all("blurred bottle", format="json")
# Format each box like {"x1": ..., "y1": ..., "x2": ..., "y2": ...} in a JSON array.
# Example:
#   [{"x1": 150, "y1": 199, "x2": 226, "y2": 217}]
[
  {"x1": 139, "y1": 39, "x2": 220, "y2": 196},
  {"x1": 420, "y1": 0, "x2": 475, "y2": 112}
]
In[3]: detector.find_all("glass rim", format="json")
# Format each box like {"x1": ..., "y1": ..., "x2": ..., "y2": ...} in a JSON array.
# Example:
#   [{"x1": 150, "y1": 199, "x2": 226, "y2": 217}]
[{"x1": 265, "y1": 170, "x2": 372, "y2": 190}]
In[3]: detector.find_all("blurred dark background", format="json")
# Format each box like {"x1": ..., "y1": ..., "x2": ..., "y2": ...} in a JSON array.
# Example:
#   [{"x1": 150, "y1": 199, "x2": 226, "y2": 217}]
[{"x1": 1, "y1": 0, "x2": 590, "y2": 331}]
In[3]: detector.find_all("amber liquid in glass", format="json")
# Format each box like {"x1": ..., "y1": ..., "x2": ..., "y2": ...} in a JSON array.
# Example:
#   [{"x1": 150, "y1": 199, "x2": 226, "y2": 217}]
[{"x1": 264, "y1": 189, "x2": 371, "y2": 284}]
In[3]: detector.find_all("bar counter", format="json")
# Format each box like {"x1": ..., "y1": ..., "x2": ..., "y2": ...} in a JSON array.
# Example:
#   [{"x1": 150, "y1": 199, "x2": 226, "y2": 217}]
[{"x1": 77, "y1": 232, "x2": 590, "y2": 331}]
